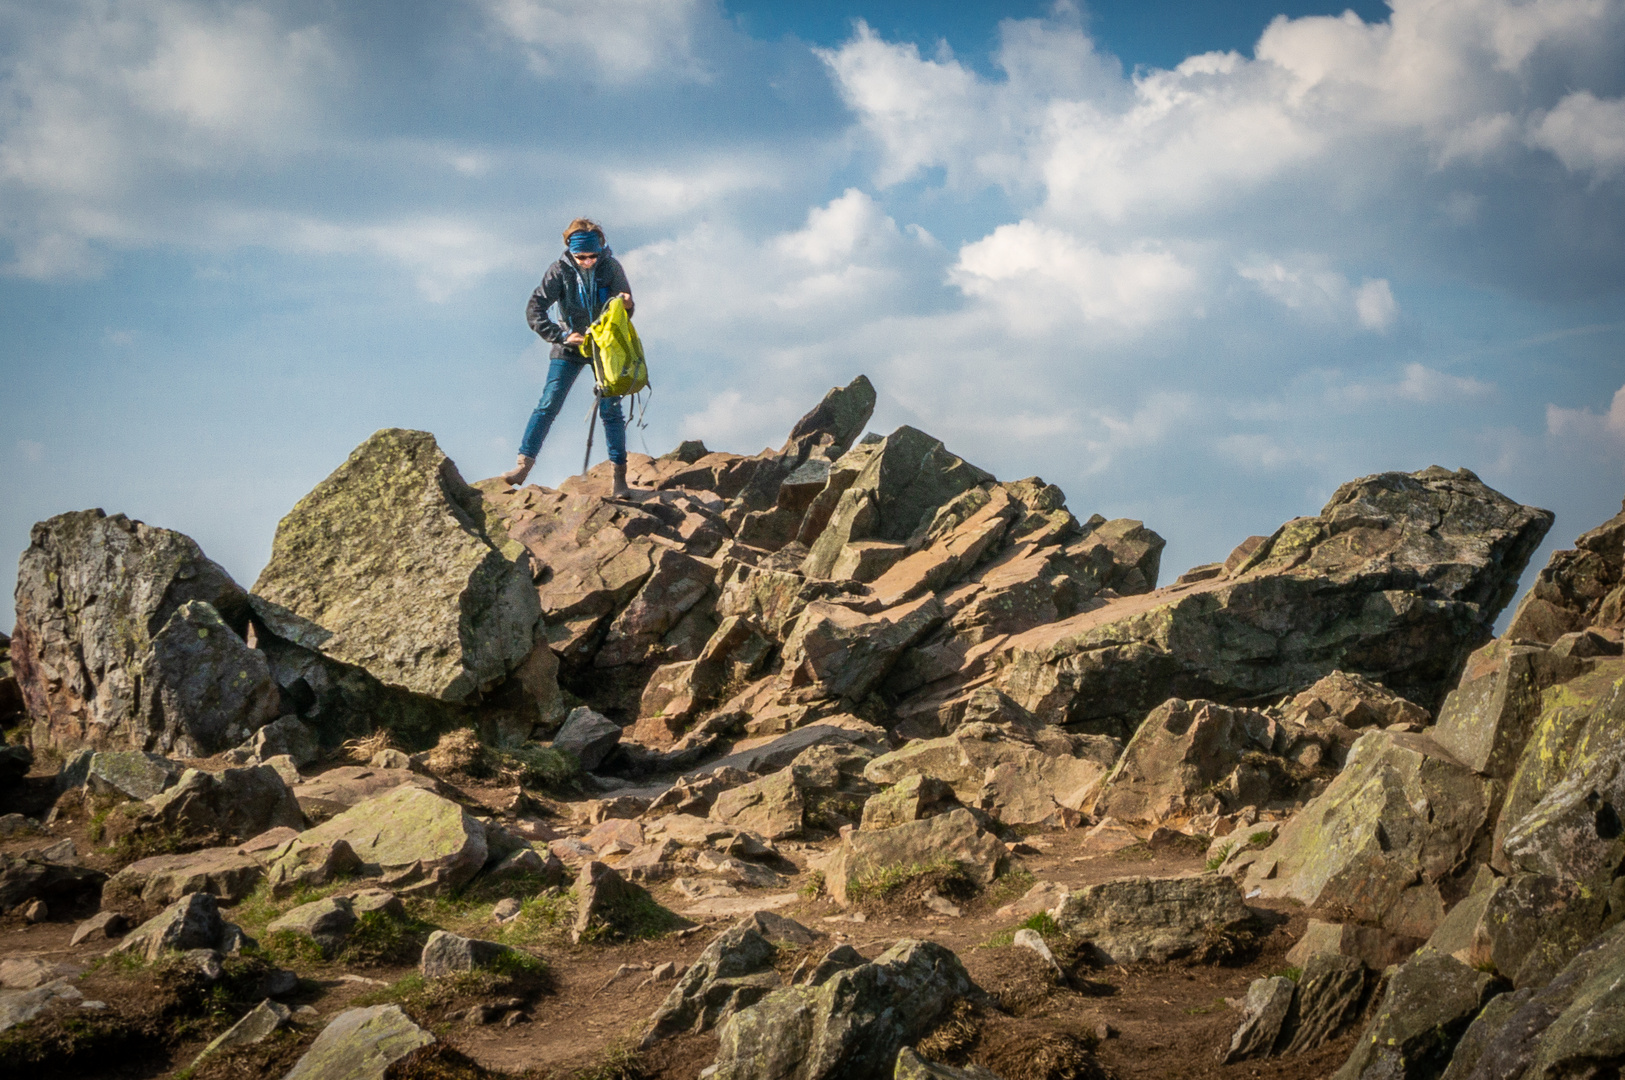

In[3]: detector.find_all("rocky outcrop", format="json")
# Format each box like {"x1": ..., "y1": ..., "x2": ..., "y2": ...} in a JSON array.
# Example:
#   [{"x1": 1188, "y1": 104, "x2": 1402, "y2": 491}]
[
  {"x1": 1501, "y1": 497, "x2": 1625, "y2": 644},
  {"x1": 105, "y1": 848, "x2": 264, "y2": 906},
  {"x1": 116, "y1": 892, "x2": 242, "y2": 962},
  {"x1": 11, "y1": 509, "x2": 272, "y2": 755},
  {"x1": 642, "y1": 917, "x2": 791, "y2": 1046},
  {"x1": 254, "y1": 429, "x2": 545, "y2": 705},
  {"x1": 144, "y1": 764, "x2": 306, "y2": 842},
  {"x1": 993, "y1": 468, "x2": 1550, "y2": 736},
  {"x1": 709, "y1": 939, "x2": 976, "y2": 1080}
]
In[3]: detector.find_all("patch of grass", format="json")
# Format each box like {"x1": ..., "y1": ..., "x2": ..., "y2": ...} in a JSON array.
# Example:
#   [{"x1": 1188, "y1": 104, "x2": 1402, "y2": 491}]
[
  {"x1": 579, "y1": 890, "x2": 685, "y2": 944},
  {"x1": 263, "y1": 929, "x2": 328, "y2": 967},
  {"x1": 87, "y1": 949, "x2": 148, "y2": 975},
  {"x1": 800, "y1": 871, "x2": 825, "y2": 900},
  {"x1": 985, "y1": 910, "x2": 1061, "y2": 948},
  {"x1": 982, "y1": 864, "x2": 1036, "y2": 908},
  {"x1": 1248, "y1": 830, "x2": 1275, "y2": 847},
  {"x1": 567, "y1": 1039, "x2": 646, "y2": 1080},
  {"x1": 804, "y1": 792, "x2": 866, "y2": 831},
  {"x1": 231, "y1": 879, "x2": 356, "y2": 938},
  {"x1": 495, "y1": 744, "x2": 580, "y2": 792},
  {"x1": 915, "y1": 999, "x2": 978, "y2": 1062},
  {"x1": 1273, "y1": 965, "x2": 1303, "y2": 982},
  {"x1": 1114, "y1": 843, "x2": 1156, "y2": 862},
  {"x1": 1205, "y1": 842, "x2": 1235, "y2": 871},
  {"x1": 1185, "y1": 996, "x2": 1229, "y2": 1015},
  {"x1": 339, "y1": 910, "x2": 432, "y2": 967}
]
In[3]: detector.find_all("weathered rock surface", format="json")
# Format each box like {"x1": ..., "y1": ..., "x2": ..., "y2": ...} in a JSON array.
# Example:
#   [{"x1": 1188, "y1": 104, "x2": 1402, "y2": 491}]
[
  {"x1": 0, "y1": 978, "x2": 83, "y2": 1034},
  {"x1": 223, "y1": 716, "x2": 319, "y2": 768},
  {"x1": 710, "y1": 939, "x2": 976, "y2": 1080},
  {"x1": 894, "y1": 1049, "x2": 1003, "y2": 1080},
  {"x1": 145, "y1": 764, "x2": 307, "y2": 842},
  {"x1": 105, "y1": 848, "x2": 264, "y2": 906},
  {"x1": 83, "y1": 751, "x2": 181, "y2": 801},
  {"x1": 552, "y1": 706, "x2": 622, "y2": 771},
  {"x1": 1220, "y1": 975, "x2": 1295, "y2": 1063},
  {"x1": 281, "y1": 1004, "x2": 434, "y2": 1080},
  {"x1": 1240, "y1": 729, "x2": 1497, "y2": 939},
  {"x1": 292, "y1": 785, "x2": 487, "y2": 895},
  {"x1": 1279, "y1": 952, "x2": 1370, "y2": 1056},
  {"x1": 641, "y1": 917, "x2": 788, "y2": 1046},
  {"x1": 1439, "y1": 920, "x2": 1625, "y2": 1080},
  {"x1": 1055, "y1": 874, "x2": 1259, "y2": 965},
  {"x1": 10, "y1": 509, "x2": 276, "y2": 754},
  {"x1": 709, "y1": 768, "x2": 805, "y2": 840},
  {"x1": 864, "y1": 722, "x2": 1115, "y2": 826},
  {"x1": 191, "y1": 999, "x2": 291, "y2": 1067},
  {"x1": 254, "y1": 429, "x2": 544, "y2": 705},
  {"x1": 572, "y1": 860, "x2": 674, "y2": 943},
  {"x1": 1332, "y1": 953, "x2": 1503, "y2": 1080},
  {"x1": 116, "y1": 892, "x2": 235, "y2": 962},
  {"x1": 419, "y1": 930, "x2": 520, "y2": 979},
  {"x1": 993, "y1": 468, "x2": 1551, "y2": 736},
  {"x1": 288, "y1": 766, "x2": 437, "y2": 818},
  {"x1": 1502, "y1": 497, "x2": 1625, "y2": 644},
  {"x1": 0, "y1": 847, "x2": 105, "y2": 912},
  {"x1": 823, "y1": 808, "x2": 1005, "y2": 905}
]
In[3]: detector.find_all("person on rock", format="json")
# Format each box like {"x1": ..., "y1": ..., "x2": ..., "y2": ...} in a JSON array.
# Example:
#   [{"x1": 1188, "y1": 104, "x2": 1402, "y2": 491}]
[{"x1": 502, "y1": 218, "x2": 636, "y2": 497}]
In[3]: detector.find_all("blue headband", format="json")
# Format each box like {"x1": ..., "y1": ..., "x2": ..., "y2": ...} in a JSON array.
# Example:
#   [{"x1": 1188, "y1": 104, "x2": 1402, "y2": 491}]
[{"x1": 568, "y1": 231, "x2": 603, "y2": 254}]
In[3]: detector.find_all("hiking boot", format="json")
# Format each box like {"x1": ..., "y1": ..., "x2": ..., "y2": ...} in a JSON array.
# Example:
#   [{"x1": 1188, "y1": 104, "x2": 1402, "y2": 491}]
[
  {"x1": 611, "y1": 462, "x2": 631, "y2": 498},
  {"x1": 501, "y1": 455, "x2": 534, "y2": 486}
]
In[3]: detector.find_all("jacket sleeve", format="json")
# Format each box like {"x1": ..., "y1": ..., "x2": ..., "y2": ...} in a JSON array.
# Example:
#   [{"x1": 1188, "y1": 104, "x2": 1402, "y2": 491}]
[
  {"x1": 605, "y1": 257, "x2": 634, "y2": 316},
  {"x1": 526, "y1": 267, "x2": 568, "y2": 344}
]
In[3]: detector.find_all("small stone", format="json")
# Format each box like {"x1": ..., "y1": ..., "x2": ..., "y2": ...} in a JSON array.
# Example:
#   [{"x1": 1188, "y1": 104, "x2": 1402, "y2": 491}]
[
  {"x1": 78, "y1": 1000, "x2": 108, "y2": 1011},
  {"x1": 502, "y1": 1010, "x2": 529, "y2": 1028},
  {"x1": 22, "y1": 900, "x2": 47, "y2": 923},
  {"x1": 492, "y1": 898, "x2": 522, "y2": 923},
  {"x1": 651, "y1": 961, "x2": 680, "y2": 981},
  {"x1": 922, "y1": 890, "x2": 961, "y2": 917}
]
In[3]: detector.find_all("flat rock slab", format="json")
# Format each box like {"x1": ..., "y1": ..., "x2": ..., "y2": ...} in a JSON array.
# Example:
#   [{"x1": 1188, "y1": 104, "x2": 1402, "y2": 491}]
[
  {"x1": 823, "y1": 808, "x2": 1005, "y2": 905},
  {"x1": 0, "y1": 978, "x2": 82, "y2": 1034},
  {"x1": 291, "y1": 784, "x2": 487, "y2": 896},
  {"x1": 282, "y1": 1004, "x2": 434, "y2": 1080},
  {"x1": 678, "y1": 893, "x2": 802, "y2": 920},
  {"x1": 290, "y1": 767, "x2": 437, "y2": 817},
  {"x1": 105, "y1": 848, "x2": 264, "y2": 906}
]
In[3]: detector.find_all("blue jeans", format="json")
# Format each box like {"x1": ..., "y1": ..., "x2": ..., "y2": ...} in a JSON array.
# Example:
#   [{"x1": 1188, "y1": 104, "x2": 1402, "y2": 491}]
[{"x1": 520, "y1": 357, "x2": 626, "y2": 466}]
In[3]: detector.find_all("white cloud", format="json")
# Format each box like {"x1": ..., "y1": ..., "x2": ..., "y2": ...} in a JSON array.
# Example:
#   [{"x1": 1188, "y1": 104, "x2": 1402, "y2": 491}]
[
  {"x1": 821, "y1": 0, "x2": 1625, "y2": 229},
  {"x1": 479, "y1": 0, "x2": 713, "y2": 84},
  {"x1": 1333, "y1": 362, "x2": 1496, "y2": 407},
  {"x1": 1547, "y1": 383, "x2": 1625, "y2": 441},
  {"x1": 1237, "y1": 259, "x2": 1398, "y2": 331},
  {"x1": 1528, "y1": 91, "x2": 1625, "y2": 179},
  {"x1": 1217, "y1": 433, "x2": 1295, "y2": 470},
  {"x1": 273, "y1": 215, "x2": 541, "y2": 302},
  {"x1": 16, "y1": 440, "x2": 44, "y2": 463},
  {"x1": 1354, "y1": 279, "x2": 1398, "y2": 331},
  {"x1": 952, "y1": 221, "x2": 1195, "y2": 330}
]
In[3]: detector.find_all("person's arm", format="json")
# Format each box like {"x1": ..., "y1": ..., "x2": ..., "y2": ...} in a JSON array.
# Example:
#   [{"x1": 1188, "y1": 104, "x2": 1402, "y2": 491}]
[
  {"x1": 607, "y1": 258, "x2": 634, "y2": 316},
  {"x1": 526, "y1": 267, "x2": 570, "y2": 345}
]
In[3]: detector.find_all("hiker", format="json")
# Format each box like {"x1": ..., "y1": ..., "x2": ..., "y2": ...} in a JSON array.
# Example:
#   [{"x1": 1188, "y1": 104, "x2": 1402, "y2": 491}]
[{"x1": 502, "y1": 218, "x2": 636, "y2": 496}]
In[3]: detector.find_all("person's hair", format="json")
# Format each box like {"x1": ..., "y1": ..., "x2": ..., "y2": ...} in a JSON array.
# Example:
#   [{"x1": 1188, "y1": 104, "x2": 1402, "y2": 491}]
[{"x1": 563, "y1": 218, "x2": 604, "y2": 244}]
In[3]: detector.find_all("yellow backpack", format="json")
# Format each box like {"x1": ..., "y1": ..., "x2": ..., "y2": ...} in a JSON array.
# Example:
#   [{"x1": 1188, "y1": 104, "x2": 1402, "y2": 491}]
[{"x1": 584, "y1": 296, "x2": 649, "y2": 398}]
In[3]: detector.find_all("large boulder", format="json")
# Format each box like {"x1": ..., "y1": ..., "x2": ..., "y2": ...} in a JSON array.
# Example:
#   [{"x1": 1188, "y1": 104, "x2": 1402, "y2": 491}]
[
  {"x1": 146, "y1": 764, "x2": 306, "y2": 842},
  {"x1": 291, "y1": 784, "x2": 487, "y2": 895},
  {"x1": 1093, "y1": 698, "x2": 1285, "y2": 824},
  {"x1": 778, "y1": 596, "x2": 945, "y2": 704},
  {"x1": 0, "y1": 848, "x2": 105, "y2": 913},
  {"x1": 253, "y1": 429, "x2": 544, "y2": 705},
  {"x1": 1054, "y1": 874, "x2": 1260, "y2": 965},
  {"x1": 116, "y1": 892, "x2": 232, "y2": 962},
  {"x1": 992, "y1": 467, "x2": 1552, "y2": 736},
  {"x1": 1439, "y1": 920, "x2": 1625, "y2": 1080},
  {"x1": 1429, "y1": 639, "x2": 1591, "y2": 780},
  {"x1": 779, "y1": 375, "x2": 877, "y2": 469},
  {"x1": 1239, "y1": 729, "x2": 1498, "y2": 939},
  {"x1": 709, "y1": 939, "x2": 976, "y2": 1080},
  {"x1": 84, "y1": 751, "x2": 181, "y2": 801},
  {"x1": 822, "y1": 808, "x2": 1005, "y2": 905},
  {"x1": 281, "y1": 1004, "x2": 434, "y2": 1080},
  {"x1": 10, "y1": 509, "x2": 275, "y2": 754},
  {"x1": 709, "y1": 768, "x2": 805, "y2": 840},
  {"x1": 551, "y1": 706, "x2": 622, "y2": 771},
  {"x1": 419, "y1": 930, "x2": 520, "y2": 979},
  {"x1": 1332, "y1": 952, "x2": 1503, "y2": 1080}
]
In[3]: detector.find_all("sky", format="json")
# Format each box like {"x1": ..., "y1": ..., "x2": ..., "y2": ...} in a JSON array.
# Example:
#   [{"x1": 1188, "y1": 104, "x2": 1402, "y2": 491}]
[{"x1": 3, "y1": 0, "x2": 1624, "y2": 634}]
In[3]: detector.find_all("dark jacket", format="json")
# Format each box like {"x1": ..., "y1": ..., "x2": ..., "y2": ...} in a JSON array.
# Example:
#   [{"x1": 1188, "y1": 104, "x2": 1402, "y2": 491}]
[{"x1": 526, "y1": 248, "x2": 633, "y2": 360}]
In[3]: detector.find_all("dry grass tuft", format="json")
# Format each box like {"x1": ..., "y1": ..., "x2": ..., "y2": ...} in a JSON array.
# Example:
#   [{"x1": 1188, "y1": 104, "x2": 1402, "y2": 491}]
[
  {"x1": 426, "y1": 728, "x2": 491, "y2": 778},
  {"x1": 342, "y1": 729, "x2": 394, "y2": 763}
]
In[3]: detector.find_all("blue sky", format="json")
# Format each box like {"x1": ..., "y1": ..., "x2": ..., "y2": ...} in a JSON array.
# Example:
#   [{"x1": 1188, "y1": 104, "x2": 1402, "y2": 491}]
[{"x1": 3, "y1": 0, "x2": 1624, "y2": 633}]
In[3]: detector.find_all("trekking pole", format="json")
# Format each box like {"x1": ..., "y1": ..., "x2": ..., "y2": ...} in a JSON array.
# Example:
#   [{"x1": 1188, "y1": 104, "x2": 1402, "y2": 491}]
[{"x1": 582, "y1": 335, "x2": 598, "y2": 474}]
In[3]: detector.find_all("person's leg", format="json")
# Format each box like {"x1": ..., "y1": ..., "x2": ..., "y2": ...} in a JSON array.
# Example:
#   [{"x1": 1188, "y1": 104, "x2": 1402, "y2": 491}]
[
  {"x1": 519, "y1": 358, "x2": 585, "y2": 459},
  {"x1": 600, "y1": 395, "x2": 630, "y2": 495}
]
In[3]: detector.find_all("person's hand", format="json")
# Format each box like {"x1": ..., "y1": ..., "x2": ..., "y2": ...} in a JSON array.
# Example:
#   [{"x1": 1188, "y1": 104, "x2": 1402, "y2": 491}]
[
  {"x1": 565, "y1": 332, "x2": 585, "y2": 346},
  {"x1": 618, "y1": 292, "x2": 635, "y2": 315}
]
